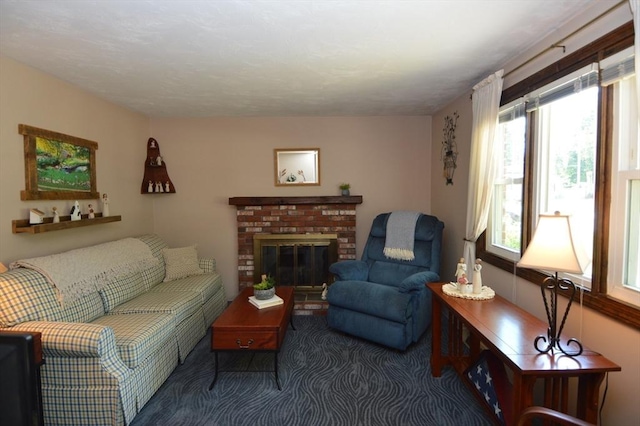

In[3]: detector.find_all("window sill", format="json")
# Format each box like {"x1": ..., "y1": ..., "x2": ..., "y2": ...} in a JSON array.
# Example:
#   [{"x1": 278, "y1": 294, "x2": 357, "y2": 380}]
[{"x1": 478, "y1": 241, "x2": 640, "y2": 331}]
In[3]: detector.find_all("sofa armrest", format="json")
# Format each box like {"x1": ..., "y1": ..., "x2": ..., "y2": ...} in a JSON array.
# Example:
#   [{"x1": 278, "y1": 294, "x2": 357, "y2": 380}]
[
  {"x1": 329, "y1": 260, "x2": 369, "y2": 281},
  {"x1": 10, "y1": 320, "x2": 134, "y2": 423},
  {"x1": 199, "y1": 258, "x2": 216, "y2": 273},
  {"x1": 10, "y1": 320, "x2": 122, "y2": 360},
  {"x1": 398, "y1": 271, "x2": 440, "y2": 293}
]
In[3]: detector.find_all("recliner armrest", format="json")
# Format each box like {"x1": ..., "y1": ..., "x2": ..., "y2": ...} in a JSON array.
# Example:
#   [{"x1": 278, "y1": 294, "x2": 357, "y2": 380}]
[
  {"x1": 399, "y1": 271, "x2": 440, "y2": 293},
  {"x1": 329, "y1": 260, "x2": 369, "y2": 281}
]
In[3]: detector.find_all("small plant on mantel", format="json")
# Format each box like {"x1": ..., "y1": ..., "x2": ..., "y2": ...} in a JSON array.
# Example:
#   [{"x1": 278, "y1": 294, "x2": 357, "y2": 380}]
[
  {"x1": 254, "y1": 274, "x2": 275, "y2": 291},
  {"x1": 339, "y1": 183, "x2": 351, "y2": 196}
]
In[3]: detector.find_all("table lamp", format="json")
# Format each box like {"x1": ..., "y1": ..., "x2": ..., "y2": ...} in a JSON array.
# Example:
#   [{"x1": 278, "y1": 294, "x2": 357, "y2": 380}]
[{"x1": 517, "y1": 211, "x2": 589, "y2": 356}]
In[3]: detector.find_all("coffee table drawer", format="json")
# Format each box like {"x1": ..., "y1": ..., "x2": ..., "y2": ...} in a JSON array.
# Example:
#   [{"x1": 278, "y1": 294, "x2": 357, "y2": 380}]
[{"x1": 213, "y1": 330, "x2": 278, "y2": 351}]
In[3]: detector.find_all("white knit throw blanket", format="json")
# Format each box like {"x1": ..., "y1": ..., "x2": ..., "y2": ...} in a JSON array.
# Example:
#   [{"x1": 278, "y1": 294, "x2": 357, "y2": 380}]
[
  {"x1": 383, "y1": 211, "x2": 421, "y2": 261},
  {"x1": 11, "y1": 238, "x2": 158, "y2": 306}
]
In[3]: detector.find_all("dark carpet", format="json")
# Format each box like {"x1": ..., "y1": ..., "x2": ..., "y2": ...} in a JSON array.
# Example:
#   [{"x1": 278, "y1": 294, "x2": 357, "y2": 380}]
[{"x1": 130, "y1": 315, "x2": 493, "y2": 426}]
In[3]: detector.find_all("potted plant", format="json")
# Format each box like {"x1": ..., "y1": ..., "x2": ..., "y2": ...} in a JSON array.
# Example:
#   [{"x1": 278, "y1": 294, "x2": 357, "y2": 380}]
[
  {"x1": 339, "y1": 183, "x2": 351, "y2": 196},
  {"x1": 253, "y1": 274, "x2": 276, "y2": 300}
]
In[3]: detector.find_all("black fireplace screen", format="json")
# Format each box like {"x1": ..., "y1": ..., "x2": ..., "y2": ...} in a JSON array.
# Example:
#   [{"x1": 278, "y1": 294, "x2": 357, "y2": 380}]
[{"x1": 253, "y1": 234, "x2": 338, "y2": 289}]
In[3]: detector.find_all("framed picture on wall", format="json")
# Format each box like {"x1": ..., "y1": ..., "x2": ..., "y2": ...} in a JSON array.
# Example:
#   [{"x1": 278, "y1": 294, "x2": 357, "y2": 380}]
[
  {"x1": 274, "y1": 148, "x2": 320, "y2": 186},
  {"x1": 19, "y1": 124, "x2": 100, "y2": 200}
]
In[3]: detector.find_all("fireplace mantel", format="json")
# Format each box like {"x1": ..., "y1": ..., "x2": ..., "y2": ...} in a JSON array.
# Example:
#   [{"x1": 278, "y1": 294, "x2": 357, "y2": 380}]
[{"x1": 229, "y1": 195, "x2": 363, "y2": 206}]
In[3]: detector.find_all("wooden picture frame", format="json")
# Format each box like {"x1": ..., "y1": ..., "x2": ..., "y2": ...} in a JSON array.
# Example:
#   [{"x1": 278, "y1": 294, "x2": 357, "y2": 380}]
[
  {"x1": 274, "y1": 148, "x2": 320, "y2": 186},
  {"x1": 19, "y1": 124, "x2": 99, "y2": 200}
]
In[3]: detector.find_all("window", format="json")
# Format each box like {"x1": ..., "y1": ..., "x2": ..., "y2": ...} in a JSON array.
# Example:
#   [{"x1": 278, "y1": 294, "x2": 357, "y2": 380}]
[
  {"x1": 487, "y1": 102, "x2": 525, "y2": 261},
  {"x1": 606, "y1": 50, "x2": 640, "y2": 306},
  {"x1": 479, "y1": 22, "x2": 640, "y2": 329},
  {"x1": 529, "y1": 67, "x2": 599, "y2": 286}
]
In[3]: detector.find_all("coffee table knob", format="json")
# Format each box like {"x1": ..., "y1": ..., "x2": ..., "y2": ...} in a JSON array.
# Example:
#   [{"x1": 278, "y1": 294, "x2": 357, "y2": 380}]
[{"x1": 236, "y1": 338, "x2": 254, "y2": 349}]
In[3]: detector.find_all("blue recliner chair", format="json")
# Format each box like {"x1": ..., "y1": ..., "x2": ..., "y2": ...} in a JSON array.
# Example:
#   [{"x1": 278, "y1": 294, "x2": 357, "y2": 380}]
[{"x1": 326, "y1": 212, "x2": 444, "y2": 350}]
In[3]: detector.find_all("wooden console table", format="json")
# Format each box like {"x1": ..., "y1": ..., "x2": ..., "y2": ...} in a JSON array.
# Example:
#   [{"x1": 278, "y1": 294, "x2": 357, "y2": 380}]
[{"x1": 428, "y1": 283, "x2": 620, "y2": 425}]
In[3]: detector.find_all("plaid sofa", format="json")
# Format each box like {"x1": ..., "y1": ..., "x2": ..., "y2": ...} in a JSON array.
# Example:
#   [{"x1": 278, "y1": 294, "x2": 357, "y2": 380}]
[{"x1": 0, "y1": 235, "x2": 226, "y2": 425}]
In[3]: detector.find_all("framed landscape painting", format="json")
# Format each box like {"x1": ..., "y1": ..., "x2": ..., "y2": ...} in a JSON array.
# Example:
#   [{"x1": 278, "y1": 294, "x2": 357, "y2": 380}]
[{"x1": 19, "y1": 124, "x2": 100, "y2": 200}]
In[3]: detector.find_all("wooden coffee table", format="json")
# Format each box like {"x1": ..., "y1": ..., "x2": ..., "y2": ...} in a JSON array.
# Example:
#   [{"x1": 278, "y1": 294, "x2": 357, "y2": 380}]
[{"x1": 209, "y1": 286, "x2": 295, "y2": 390}]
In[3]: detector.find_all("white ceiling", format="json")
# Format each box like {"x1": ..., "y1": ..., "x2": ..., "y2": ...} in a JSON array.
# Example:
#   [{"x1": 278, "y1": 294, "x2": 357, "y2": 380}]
[{"x1": 0, "y1": 0, "x2": 596, "y2": 117}]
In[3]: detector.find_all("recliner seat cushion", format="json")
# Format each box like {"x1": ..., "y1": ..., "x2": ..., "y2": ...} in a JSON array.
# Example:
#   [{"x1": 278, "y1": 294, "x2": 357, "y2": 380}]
[{"x1": 327, "y1": 280, "x2": 412, "y2": 323}]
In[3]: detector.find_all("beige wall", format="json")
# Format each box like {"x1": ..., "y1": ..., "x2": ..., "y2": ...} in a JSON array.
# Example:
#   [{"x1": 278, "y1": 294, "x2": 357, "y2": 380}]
[
  {"x1": 148, "y1": 116, "x2": 433, "y2": 299},
  {"x1": 0, "y1": 56, "x2": 154, "y2": 263},
  {"x1": 0, "y1": 54, "x2": 434, "y2": 299},
  {"x1": 429, "y1": 5, "x2": 638, "y2": 424},
  {"x1": 1, "y1": 1, "x2": 637, "y2": 422}
]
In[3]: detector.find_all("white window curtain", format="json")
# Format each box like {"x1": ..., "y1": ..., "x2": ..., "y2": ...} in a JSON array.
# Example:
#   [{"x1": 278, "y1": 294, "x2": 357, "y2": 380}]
[
  {"x1": 631, "y1": 0, "x2": 639, "y2": 118},
  {"x1": 463, "y1": 70, "x2": 504, "y2": 273}
]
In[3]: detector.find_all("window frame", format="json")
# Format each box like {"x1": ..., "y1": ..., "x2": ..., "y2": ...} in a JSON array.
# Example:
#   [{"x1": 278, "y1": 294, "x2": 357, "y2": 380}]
[
  {"x1": 477, "y1": 20, "x2": 640, "y2": 331},
  {"x1": 486, "y1": 108, "x2": 526, "y2": 262}
]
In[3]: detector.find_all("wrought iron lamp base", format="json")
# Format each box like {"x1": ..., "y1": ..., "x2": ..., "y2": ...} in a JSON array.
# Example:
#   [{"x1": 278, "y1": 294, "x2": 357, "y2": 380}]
[{"x1": 534, "y1": 274, "x2": 583, "y2": 357}]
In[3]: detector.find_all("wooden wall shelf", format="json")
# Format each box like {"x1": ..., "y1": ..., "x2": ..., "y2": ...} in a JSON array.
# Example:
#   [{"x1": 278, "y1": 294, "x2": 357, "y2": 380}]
[
  {"x1": 141, "y1": 137, "x2": 175, "y2": 194},
  {"x1": 229, "y1": 195, "x2": 363, "y2": 206},
  {"x1": 12, "y1": 213, "x2": 121, "y2": 234}
]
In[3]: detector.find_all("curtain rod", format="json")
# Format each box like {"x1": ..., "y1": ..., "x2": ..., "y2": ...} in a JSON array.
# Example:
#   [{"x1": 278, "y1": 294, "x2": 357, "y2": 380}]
[{"x1": 503, "y1": 0, "x2": 628, "y2": 79}]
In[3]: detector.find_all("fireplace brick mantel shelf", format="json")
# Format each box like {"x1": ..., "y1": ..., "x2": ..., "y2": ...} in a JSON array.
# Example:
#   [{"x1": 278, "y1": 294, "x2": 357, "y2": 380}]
[
  {"x1": 229, "y1": 195, "x2": 363, "y2": 206},
  {"x1": 229, "y1": 195, "x2": 363, "y2": 291}
]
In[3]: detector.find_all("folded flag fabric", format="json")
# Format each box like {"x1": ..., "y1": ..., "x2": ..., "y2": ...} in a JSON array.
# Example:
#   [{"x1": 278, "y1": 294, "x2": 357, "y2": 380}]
[
  {"x1": 464, "y1": 350, "x2": 512, "y2": 425},
  {"x1": 383, "y1": 211, "x2": 421, "y2": 261}
]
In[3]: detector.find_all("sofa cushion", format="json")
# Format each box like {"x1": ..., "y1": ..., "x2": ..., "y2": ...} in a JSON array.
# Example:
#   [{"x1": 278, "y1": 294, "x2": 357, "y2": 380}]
[
  {"x1": 150, "y1": 272, "x2": 222, "y2": 304},
  {"x1": 162, "y1": 246, "x2": 204, "y2": 282},
  {"x1": 60, "y1": 292, "x2": 106, "y2": 323},
  {"x1": 0, "y1": 268, "x2": 63, "y2": 327},
  {"x1": 136, "y1": 234, "x2": 168, "y2": 289},
  {"x1": 108, "y1": 291, "x2": 201, "y2": 325},
  {"x1": 92, "y1": 312, "x2": 174, "y2": 368},
  {"x1": 99, "y1": 271, "x2": 146, "y2": 312}
]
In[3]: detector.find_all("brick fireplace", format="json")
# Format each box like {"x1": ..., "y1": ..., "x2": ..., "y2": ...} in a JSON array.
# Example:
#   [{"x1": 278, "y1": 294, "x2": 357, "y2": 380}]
[{"x1": 229, "y1": 196, "x2": 363, "y2": 296}]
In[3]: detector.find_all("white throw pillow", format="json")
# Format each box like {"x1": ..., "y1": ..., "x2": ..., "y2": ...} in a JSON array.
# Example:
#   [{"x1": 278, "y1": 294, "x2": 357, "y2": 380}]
[{"x1": 162, "y1": 245, "x2": 204, "y2": 281}]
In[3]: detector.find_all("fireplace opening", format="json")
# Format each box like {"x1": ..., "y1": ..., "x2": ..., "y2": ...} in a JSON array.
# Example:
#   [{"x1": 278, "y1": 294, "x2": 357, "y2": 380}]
[{"x1": 253, "y1": 234, "x2": 338, "y2": 291}]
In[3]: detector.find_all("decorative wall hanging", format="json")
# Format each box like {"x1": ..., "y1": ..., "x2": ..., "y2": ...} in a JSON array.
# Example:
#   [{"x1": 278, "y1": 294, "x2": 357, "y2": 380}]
[
  {"x1": 19, "y1": 124, "x2": 99, "y2": 200},
  {"x1": 441, "y1": 111, "x2": 459, "y2": 185},
  {"x1": 274, "y1": 148, "x2": 320, "y2": 186},
  {"x1": 141, "y1": 137, "x2": 175, "y2": 194}
]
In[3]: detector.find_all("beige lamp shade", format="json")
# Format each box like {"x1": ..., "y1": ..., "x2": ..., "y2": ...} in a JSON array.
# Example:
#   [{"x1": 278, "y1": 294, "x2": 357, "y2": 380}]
[
  {"x1": 517, "y1": 212, "x2": 589, "y2": 274},
  {"x1": 0, "y1": 262, "x2": 7, "y2": 273}
]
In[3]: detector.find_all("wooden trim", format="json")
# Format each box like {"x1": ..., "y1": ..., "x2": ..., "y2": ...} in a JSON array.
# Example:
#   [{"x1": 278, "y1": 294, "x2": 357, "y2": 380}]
[
  {"x1": 229, "y1": 195, "x2": 363, "y2": 206},
  {"x1": 592, "y1": 85, "x2": 615, "y2": 294},
  {"x1": 502, "y1": 21, "x2": 634, "y2": 106}
]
